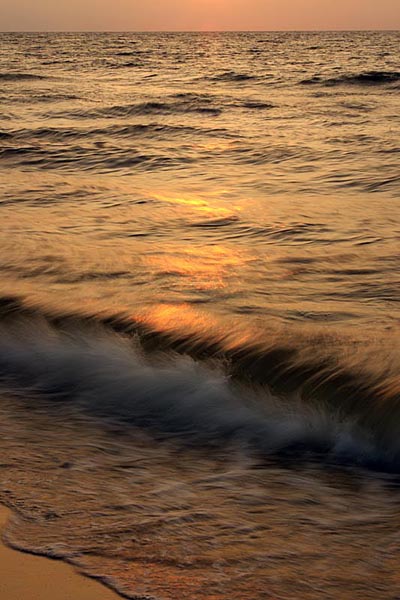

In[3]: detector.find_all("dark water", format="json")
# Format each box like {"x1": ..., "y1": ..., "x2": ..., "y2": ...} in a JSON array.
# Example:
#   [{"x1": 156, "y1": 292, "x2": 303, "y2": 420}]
[{"x1": 0, "y1": 32, "x2": 400, "y2": 599}]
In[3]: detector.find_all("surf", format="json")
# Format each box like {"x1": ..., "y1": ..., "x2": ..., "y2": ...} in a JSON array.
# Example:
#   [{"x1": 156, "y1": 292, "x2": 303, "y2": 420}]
[{"x1": 0, "y1": 295, "x2": 399, "y2": 473}]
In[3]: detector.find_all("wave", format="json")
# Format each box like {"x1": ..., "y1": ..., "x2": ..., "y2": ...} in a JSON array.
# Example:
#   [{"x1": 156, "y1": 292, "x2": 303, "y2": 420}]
[
  {"x1": 241, "y1": 100, "x2": 274, "y2": 110},
  {"x1": 300, "y1": 71, "x2": 400, "y2": 87},
  {"x1": 33, "y1": 93, "x2": 81, "y2": 103},
  {"x1": 62, "y1": 98, "x2": 223, "y2": 119},
  {"x1": 40, "y1": 95, "x2": 271, "y2": 122},
  {"x1": 190, "y1": 216, "x2": 241, "y2": 229},
  {"x1": 209, "y1": 71, "x2": 258, "y2": 83},
  {"x1": 5, "y1": 123, "x2": 234, "y2": 142},
  {"x1": 115, "y1": 50, "x2": 147, "y2": 57},
  {"x1": 117, "y1": 61, "x2": 142, "y2": 68},
  {"x1": 0, "y1": 295, "x2": 399, "y2": 473},
  {"x1": 0, "y1": 72, "x2": 49, "y2": 81},
  {"x1": 0, "y1": 143, "x2": 191, "y2": 172}
]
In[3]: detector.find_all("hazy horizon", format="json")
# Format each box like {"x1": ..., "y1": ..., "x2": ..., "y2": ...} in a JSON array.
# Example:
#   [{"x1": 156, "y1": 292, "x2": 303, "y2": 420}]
[
  {"x1": 1, "y1": 0, "x2": 399, "y2": 32},
  {"x1": 1, "y1": 28, "x2": 400, "y2": 33}
]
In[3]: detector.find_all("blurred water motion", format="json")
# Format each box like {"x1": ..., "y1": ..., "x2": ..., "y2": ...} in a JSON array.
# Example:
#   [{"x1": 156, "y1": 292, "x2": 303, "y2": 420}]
[{"x1": 0, "y1": 31, "x2": 400, "y2": 600}]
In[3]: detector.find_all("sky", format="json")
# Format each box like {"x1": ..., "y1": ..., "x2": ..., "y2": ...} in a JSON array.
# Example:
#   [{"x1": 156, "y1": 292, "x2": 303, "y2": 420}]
[{"x1": 1, "y1": 0, "x2": 399, "y2": 31}]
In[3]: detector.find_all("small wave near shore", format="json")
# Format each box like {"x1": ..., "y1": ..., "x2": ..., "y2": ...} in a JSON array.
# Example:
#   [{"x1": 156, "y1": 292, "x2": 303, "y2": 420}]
[{"x1": 0, "y1": 295, "x2": 399, "y2": 473}]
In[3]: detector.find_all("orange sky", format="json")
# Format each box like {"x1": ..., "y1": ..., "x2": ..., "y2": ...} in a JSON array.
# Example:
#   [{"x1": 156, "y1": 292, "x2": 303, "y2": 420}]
[{"x1": 1, "y1": 0, "x2": 399, "y2": 31}]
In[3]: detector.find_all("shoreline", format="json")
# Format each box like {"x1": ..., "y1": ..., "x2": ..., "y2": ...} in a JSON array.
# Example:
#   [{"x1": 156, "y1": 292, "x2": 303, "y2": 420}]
[{"x1": 0, "y1": 505, "x2": 121, "y2": 600}]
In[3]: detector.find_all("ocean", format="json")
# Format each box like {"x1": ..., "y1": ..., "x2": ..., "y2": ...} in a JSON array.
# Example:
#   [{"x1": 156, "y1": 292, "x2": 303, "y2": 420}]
[{"x1": 0, "y1": 31, "x2": 400, "y2": 599}]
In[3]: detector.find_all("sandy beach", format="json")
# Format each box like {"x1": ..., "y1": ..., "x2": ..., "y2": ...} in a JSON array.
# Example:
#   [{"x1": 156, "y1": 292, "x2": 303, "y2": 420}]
[{"x1": 0, "y1": 505, "x2": 120, "y2": 600}]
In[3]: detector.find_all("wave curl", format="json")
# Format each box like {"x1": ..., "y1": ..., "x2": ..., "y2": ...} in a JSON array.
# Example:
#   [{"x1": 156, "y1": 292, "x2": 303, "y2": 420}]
[{"x1": 0, "y1": 296, "x2": 399, "y2": 472}]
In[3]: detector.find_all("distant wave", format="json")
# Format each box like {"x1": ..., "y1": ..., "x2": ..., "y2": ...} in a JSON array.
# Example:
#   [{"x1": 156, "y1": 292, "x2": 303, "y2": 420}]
[
  {"x1": 0, "y1": 143, "x2": 192, "y2": 172},
  {"x1": 300, "y1": 71, "x2": 400, "y2": 87},
  {"x1": 208, "y1": 71, "x2": 259, "y2": 83},
  {"x1": 5, "y1": 123, "x2": 234, "y2": 142},
  {"x1": 114, "y1": 49, "x2": 147, "y2": 57},
  {"x1": 172, "y1": 92, "x2": 272, "y2": 111},
  {"x1": 0, "y1": 295, "x2": 399, "y2": 473},
  {"x1": 118, "y1": 61, "x2": 142, "y2": 68},
  {"x1": 63, "y1": 98, "x2": 223, "y2": 119},
  {"x1": 241, "y1": 100, "x2": 274, "y2": 110},
  {"x1": 0, "y1": 72, "x2": 48, "y2": 81},
  {"x1": 33, "y1": 93, "x2": 81, "y2": 103}
]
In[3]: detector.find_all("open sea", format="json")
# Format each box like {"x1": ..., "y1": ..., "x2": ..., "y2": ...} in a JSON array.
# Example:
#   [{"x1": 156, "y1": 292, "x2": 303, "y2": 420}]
[{"x1": 0, "y1": 31, "x2": 400, "y2": 599}]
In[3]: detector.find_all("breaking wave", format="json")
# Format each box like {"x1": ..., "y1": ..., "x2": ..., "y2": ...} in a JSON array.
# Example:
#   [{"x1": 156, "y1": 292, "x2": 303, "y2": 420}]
[{"x1": 0, "y1": 296, "x2": 399, "y2": 473}]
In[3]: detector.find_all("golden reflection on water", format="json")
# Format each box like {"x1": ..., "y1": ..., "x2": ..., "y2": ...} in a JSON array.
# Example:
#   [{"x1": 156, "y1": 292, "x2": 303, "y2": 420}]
[
  {"x1": 151, "y1": 189, "x2": 237, "y2": 218},
  {"x1": 1, "y1": 169, "x2": 400, "y2": 338},
  {"x1": 194, "y1": 140, "x2": 237, "y2": 152},
  {"x1": 146, "y1": 244, "x2": 246, "y2": 291},
  {"x1": 138, "y1": 302, "x2": 217, "y2": 334},
  {"x1": 0, "y1": 32, "x2": 399, "y2": 600},
  {"x1": 137, "y1": 301, "x2": 286, "y2": 357}
]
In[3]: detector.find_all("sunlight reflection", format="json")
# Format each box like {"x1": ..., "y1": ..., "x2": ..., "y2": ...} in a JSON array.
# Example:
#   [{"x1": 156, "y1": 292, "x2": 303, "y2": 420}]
[
  {"x1": 146, "y1": 244, "x2": 246, "y2": 290},
  {"x1": 151, "y1": 191, "x2": 236, "y2": 218},
  {"x1": 139, "y1": 302, "x2": 215, "y2": 335}
]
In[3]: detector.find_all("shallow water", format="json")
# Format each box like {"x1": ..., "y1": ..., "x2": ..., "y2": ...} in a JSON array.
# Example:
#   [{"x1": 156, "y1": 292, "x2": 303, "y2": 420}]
[{"x1": 0, "y1": 31, "x2": 400, "y2": 599}]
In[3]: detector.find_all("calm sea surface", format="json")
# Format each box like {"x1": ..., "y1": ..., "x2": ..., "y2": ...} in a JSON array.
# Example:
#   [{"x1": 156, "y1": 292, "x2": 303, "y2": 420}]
[{"x1": 0, "y1": 32, "x2": 400, "y2": 599}]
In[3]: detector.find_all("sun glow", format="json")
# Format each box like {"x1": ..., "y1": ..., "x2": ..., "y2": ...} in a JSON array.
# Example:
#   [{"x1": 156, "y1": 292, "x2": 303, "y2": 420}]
[{"x1": 2, "y1": 0, "x2": 399, "y2": 31}]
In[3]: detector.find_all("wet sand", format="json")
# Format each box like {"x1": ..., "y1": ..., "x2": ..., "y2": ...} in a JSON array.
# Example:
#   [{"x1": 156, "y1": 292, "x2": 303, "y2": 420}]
[{"x1": 0, "y1": 505, "x2": 120, "y2": 600}]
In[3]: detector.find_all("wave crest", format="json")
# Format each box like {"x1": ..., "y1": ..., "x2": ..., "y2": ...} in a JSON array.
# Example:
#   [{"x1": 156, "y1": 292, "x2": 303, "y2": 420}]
[{"x1": 0, "y1": 296, "x2": 399, "y2": 473}]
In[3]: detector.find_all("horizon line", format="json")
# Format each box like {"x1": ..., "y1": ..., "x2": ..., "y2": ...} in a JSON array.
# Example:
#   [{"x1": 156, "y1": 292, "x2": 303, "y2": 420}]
[{"x1": 1, "y1": 28, "x2": 399, "y2": 34}]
